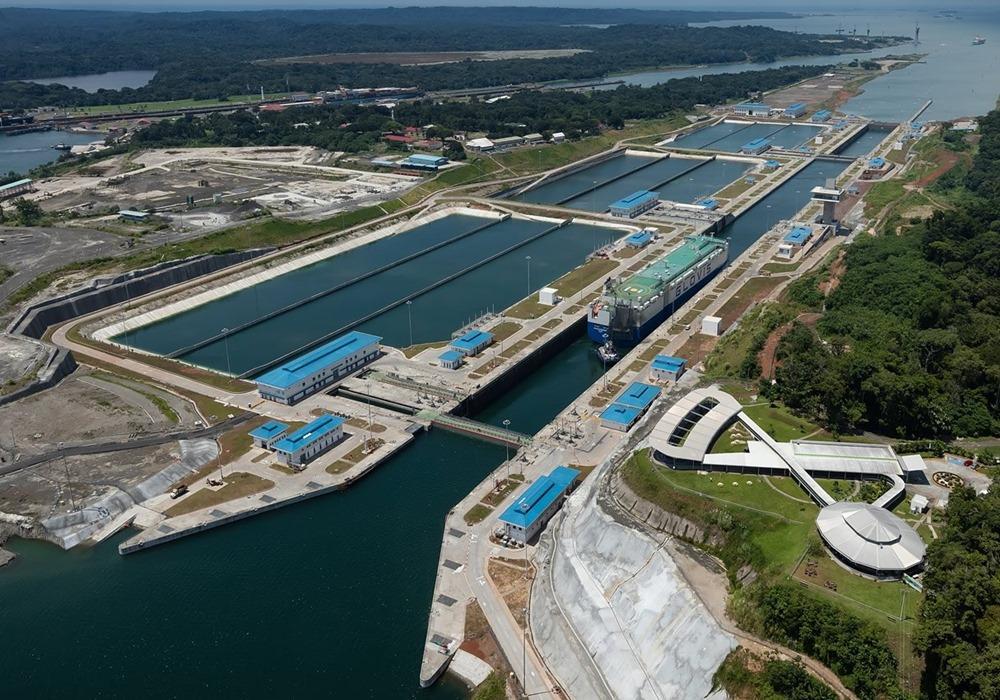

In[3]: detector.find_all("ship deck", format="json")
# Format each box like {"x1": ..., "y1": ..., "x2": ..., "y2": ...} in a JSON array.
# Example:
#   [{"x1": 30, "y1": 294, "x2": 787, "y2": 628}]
[{"x1": 607, "y1": 235, "x2": 724, "y2": 304}]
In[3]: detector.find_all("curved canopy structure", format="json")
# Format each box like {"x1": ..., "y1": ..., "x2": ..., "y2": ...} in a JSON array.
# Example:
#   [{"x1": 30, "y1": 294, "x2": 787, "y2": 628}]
[{"x1": 816, "y1": 502, "x2": 925, "y2": 577}]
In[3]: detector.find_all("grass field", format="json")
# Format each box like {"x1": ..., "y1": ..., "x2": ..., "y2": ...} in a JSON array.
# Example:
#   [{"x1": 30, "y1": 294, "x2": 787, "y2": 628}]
[
  {"x1": 742, "y1": 403, "x2": 819, "y2": 441},
  {"x1": 164, "y1": 472, "x2": 273, "y2": 518},
  {"x1": 65, "y1": 93, "x2": 291, "y2": 117}
]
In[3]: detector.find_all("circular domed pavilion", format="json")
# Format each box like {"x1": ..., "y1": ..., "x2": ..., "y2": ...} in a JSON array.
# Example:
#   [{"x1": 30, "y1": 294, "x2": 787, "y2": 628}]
[{"x1": 815, "y1": 502, "x2": 925, "y2": 579}]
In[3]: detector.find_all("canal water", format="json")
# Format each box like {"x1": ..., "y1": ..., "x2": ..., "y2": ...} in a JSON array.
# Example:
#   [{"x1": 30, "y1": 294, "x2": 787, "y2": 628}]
[
  {"x1": 28, "y1": 70, "x2": 157, "y2": 92},
  {"x1": 720, "y1": 158, "x2": 849, "y2": 259},
  {"x1": 0, "y1": 130, "x2": 96, "y2": 175},
  {"x1": 513, "y1": 153, "x2": 655, "y2": 205},
  {"x1": 674, "y1": 122, "x2": 823, "y2": 154},
  {"x1": 560, "y1": 156, "x2": 703, "y2": 212},
  {"x1": 118, "y1": 215, "x2": 622, "y2": 375},
  {"x1": 834, "y1": 125, "x2": 893, "y2": 159},
  {"x1": 695, "y1": 8, "x2": 1000, "y2": 123},
  {"x1": 0, "y1": 335, "x2": 602, "y2": 699},
  {"x1": 657, "y1": 158, "x2": 751, "y2": 205}
]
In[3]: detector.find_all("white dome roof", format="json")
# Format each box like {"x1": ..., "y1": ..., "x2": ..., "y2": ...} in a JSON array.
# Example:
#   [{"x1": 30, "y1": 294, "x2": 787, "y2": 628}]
[{"x1": 816, "y1": 502, "x2": 925, "y2": 574}]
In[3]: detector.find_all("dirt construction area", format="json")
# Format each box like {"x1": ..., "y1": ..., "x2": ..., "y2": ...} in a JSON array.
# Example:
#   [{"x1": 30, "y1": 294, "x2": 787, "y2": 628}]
[
  {"x1": 27, "y1": 146, "x2": 421, "y2": 234},
  {"x1": 0, "y1": 368, "x2": 201, "y2": 459}
]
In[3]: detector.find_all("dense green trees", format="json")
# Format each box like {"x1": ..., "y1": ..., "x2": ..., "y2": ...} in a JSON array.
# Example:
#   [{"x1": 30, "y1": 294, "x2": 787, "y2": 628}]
[
  {"x1": 130, "y1": 65, "x2": 827, "y2": 154},
  {"x1": 764, "y1": 110, "x2": 1000, "y2": 439},
  {"x1": 916, "y1": 486, "x2": 1000, "y2": 699},
  {"x1": 0, "y1": 7, "x2": 896, "y2": 110},
  {"x1": 753, "y1": 585, "x2": 903, "y2": 699}
]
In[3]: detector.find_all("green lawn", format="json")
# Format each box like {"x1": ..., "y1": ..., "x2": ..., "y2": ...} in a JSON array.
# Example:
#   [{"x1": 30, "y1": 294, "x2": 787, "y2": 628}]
[
  {"x1": 741, "y1": 403, "x2": 819, "y2": 441},
  {"x1": 66, "y1": 92, "x2": 291, "y2": 117}
]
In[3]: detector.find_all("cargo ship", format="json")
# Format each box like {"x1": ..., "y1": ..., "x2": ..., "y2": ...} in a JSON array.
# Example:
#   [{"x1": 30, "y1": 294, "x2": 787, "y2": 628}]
[{"x1": 588, "y1": 234, "x2": 728, "y2": 347}]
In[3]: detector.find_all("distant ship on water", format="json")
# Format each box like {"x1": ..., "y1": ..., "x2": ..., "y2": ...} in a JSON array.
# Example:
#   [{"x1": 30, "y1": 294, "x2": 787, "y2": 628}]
[{"x1": 973, "y1": 36, "x2": 986, "y2": 45}]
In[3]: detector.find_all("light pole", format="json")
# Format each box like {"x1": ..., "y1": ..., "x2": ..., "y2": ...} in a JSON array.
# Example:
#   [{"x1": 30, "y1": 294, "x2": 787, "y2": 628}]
[
  {"x1": 221, "y1": 327, "x2": 232, "y2": 377},
  {"x1": 365, "y1": 377, "x2": 373, "y2": 453},
  {"x1": 503, "y1": 419, "x2": 511, "y2": 481},
  {"x1": 525, "y1": 255, "x2": 532, "y2": 295},
  {"x1": 59, "y1": 441, "x2": 77, "y2": 512},
  {"x1": 406, "y1": 300, "x2": 413, "y2": 348}
]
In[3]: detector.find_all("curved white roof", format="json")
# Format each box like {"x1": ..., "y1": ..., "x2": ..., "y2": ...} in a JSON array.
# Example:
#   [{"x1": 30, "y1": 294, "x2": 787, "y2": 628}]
[
  {"x1": 648, "y1": 387, "x2": 742, "y2": 461},
  {"x1": 816, "y1": 502, "x2": 925, "y2": 574}
]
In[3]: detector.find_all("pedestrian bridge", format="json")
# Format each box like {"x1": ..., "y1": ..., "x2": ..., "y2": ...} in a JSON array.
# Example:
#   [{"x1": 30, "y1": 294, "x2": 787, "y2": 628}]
[{"x1": 416, "y1": 409, "x2": 532, "y2": 448}]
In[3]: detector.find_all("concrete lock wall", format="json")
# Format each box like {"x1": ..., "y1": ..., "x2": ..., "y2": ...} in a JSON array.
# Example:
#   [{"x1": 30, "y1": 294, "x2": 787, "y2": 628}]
[
  {"x1": 0, "y1": 347, "x2": 77, "y2": 408},
  {"x1": 11, "y1": 249, "x2": 272, "y2": 340}
]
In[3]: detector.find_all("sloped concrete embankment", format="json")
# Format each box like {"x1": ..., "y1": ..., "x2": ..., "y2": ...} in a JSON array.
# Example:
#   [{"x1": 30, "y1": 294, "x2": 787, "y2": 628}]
[{"x1": 531, "y1": 463, "x2": 735, "y2": 700}]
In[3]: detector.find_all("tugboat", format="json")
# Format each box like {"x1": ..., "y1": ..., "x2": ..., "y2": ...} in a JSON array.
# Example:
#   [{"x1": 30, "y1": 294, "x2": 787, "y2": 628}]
[
  {"x1": 973, "y1": 36, "x2": 986, "y2": 45},
  {"x1": 51, "y1": 142, "x2": 71, "y2": 151},
  {"x1": 596, "y1": 339, "x2": 620, "y2": 365}
]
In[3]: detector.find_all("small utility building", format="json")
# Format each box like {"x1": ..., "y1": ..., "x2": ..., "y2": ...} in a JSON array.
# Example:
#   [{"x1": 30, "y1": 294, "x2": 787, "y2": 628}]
[
  {"x1": 119, "y1": 209, "x2": 150, "y2": 223},
  {"x1": 610, "y1": 190, "x2": 659, "y2": 219},
  {"x1": 499, "y1": 466, "x2": 580, "y2": 543},
  {"x1": 777, "y1": 225, "x2": 813, "y2": 259},
  {"x1": 651, "y1": 355, "x2": 686, "y2": 383},
  {"x1": 624, "y1": 230, "x2": 653, "y2": 248},
  {"x1": 249, "y1": 420, "x2": 289, "y2": 449},
  {"x1": 811, "y1": 110, "x2": 832, "y2": 123},
  {"x1": 450, "y1": 329, "x2": 493, "y2": 357},
  {"x1": 255, "y1": 331, "x2": 382, "y2": 405},
  {"x1": 272, "y1": 413, "x2": 345, "y2": 467},
  {"x1": 401, "y1": 154, "x2": 448, "y2": 170},
  {"x1": 600, "y1": 381, "x2": 661, "y2": 431},
  {"x1": 438, "y1": 349, "x2": 464, "y2": 370}
]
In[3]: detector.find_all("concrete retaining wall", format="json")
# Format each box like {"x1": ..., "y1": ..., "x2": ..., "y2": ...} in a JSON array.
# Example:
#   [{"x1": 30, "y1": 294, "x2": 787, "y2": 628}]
[
  {"x1": 0, "y1": 347, "x2": 77, "y2": 407},
  {"x1": 12, "y1": 249, "x2": 271, "y2": 340}
]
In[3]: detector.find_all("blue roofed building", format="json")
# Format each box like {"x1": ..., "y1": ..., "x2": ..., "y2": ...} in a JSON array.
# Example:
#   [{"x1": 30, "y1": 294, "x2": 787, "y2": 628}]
[
  {"x1": 600, "y1": 381, "x2": 661, "y2": 431},
  {"x1": 764, "y1": 159, "x2": 781, "y2": 170},
  {"x1": 740, "y1": 137, "x2": 771, "y2": 155},
  {"x1": 696, "y1": 198, "x2": 718, "y2": 210},
  {"x1": 272, "y1": 413, "x2": 346, "y2": 467},
  {"x1": 624, "y1": 230, "x2": 653, "y2": 248},
  {"x1": 811, "y1": 109, "x2": 832, "y2": 123},
  {"x1": 863, "y1": 155, "x2": 892, "y2": 179},
  {"x1": 401, "y1": 153, "x2": 449, "y2": 170},
  {"x1": 255, "y1": 331, "x2": 382, "y2": 405},
  {"x1": 0, "y1": 178, "x2": 32, "y2": 200},
  {"x1": 609, "y1": 190, "x2": 659, "y2": 219},
  {"x1": 450, "y1": 329, "x2": 494, "y2": 357},
  {"x1": 777, "y1": 225, "x2": 814, "y2": 259},
  {"x1": 733, "y1": 102, "x2": 771, "y2": 117},
  {"x1": 784, "y1": 102, "x2": 807, "y2": 118},
  {"x1": 438, "y1": 349, "x2": 464, "y2": 370},
  {"x1": 651, "y1": 355, "x2": 686, "y2": 382},
  {"x1": 499, "y1": 466, "x2": 580, "y2": 543},
  {"x1": 249, "y1": 420, "x2": 290, "y2": 449}
]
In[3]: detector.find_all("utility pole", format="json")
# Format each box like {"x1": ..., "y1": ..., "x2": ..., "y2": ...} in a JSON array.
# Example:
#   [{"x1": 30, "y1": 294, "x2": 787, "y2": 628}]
[
  {"x1": 406, "y1": 300, "x2": 413, "y2": 348},
  {"x1": 503, "y1": 419, "x2": 511, "y2": 481},
  {"x1": 525, "y1": 255, "x2": 532, "y2": 295},
  {"x1": 221, "y1": 327, "x2": 232, "y2": 377},
  {"x1": 59, "y1": 442, "x2": 77, "y2": 511}
]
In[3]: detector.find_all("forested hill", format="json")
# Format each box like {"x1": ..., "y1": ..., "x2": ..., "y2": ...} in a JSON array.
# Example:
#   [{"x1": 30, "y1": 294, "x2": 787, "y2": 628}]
[
  {"x1": 768, "y1": 110, "x2": 1000, "y2": 439},
  {"x1": 129, "y1": 65, "x2": 827, "y2": 152},
  {"x1": 0, "y1": 7, "x2": 898, "y2": 110}
]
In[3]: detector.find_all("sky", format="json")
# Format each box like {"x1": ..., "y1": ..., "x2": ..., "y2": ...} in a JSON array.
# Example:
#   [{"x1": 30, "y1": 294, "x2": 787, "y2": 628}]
[{"x1": 1, "y1": 0, "x2": 986, "y2": 10}]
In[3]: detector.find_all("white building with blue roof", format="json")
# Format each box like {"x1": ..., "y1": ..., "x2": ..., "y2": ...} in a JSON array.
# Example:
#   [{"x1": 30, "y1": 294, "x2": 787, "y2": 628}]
[
  {"x1": 255, "y1": 331, "x2": 382, "y2": 405},
  {"x1": 651, "y1": 355, "x2": 686, "y2": 382},
  {"x1": 249, "y1": 420, "x2": 289, "y2": 449},
  {"x1": 609, "y1": 190, "x2": 659, "y2": 219},
  {"x1": 450, "y1": 329, "x2": 493, "y2": 357},
  {"x1": 272, "y1": 413, "x2": 345, "y2": 467},
  {"x1": 600, "y1": 381, "x2": 661, "y2": 431},
  {"x1": 499, "y1": 466, "x2": 580, "y2": 543}
]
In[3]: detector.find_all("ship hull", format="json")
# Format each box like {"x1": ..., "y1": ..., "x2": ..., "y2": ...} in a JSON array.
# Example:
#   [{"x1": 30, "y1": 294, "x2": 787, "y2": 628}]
[{"x1": 587, "y1": 257, "x2": 723, "y2": 347}]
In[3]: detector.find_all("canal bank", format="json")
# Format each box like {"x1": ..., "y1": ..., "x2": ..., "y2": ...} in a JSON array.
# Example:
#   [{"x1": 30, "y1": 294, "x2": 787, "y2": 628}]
[{"x1": 0, "y1": 329, "x2": 605, "y2": 698}]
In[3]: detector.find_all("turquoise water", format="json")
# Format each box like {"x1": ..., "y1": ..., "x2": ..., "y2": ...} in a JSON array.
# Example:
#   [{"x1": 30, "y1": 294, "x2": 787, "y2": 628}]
[
  {"x1": 0, "y1": 335, "x2": 602, "y2": 699},
  {"x1": 118, "y1": 215, "x2": 621, "y2": 375},
  {"x1": 514, "y1": 154, "x2": 655, "y2": 205},
  {"x1": 0, "y1": 130, "x2": 96, "y2": 174},
  {"x1": 835, "y1": 126, "x2": 892, "y2": 158},
  {"x1": 656, "y1": 158, "x2": 751, "y2": 204},
  {"x1": 560, "y1": 156, "x2": 704, "y2": 212}
]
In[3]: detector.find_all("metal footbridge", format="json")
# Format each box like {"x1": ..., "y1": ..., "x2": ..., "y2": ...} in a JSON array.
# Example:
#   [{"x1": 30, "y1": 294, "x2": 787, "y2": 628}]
[{"x1": 416, "y1": 409, "x2": 532, "y2": 448}]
